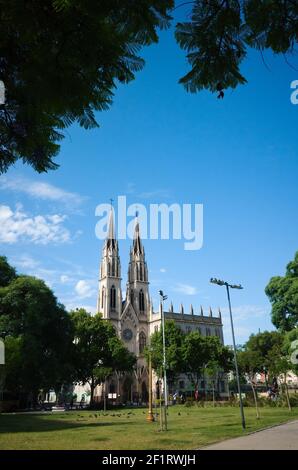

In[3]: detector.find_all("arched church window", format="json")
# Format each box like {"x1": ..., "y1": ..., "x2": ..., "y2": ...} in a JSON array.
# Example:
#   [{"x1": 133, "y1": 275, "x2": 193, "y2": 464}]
[
  {"x1": 139, "y1": 332, "x2": 146, "y2": 354},
  {"x1": 111, "y1": 259, "x2": 115, "y2": 277},
  {"x1": 139, "y1": 265, "x2": 143, "y2": 281},
  {"x1": 110, "y1": 285, "x2": 116, "y2": 309},
  {"x1": 139, "y1": 289, "x2": 145, "y2": 312}
]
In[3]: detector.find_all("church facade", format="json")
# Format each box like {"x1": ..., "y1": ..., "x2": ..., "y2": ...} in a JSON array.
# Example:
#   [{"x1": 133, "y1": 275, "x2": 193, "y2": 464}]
[{"x1": 88, "y1": 210, "x2": 228, "y2": 404}]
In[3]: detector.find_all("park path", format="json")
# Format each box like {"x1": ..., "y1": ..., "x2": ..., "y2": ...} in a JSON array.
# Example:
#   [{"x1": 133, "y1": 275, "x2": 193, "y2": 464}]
[{"x1": 201, "y1": 419, "x2": 298, "y2": 450}]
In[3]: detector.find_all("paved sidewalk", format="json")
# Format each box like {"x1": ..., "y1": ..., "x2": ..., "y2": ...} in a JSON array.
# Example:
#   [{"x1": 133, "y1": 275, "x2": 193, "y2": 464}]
[{"x1": 202, "y1": 420, "x2": 298, "y2": 450}]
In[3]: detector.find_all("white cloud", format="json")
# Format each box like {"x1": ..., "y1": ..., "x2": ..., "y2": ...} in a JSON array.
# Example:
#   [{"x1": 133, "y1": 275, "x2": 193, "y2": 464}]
[
  {"x1": 221, "y1": 305, "x2": 267, "y2": 322},
  {"x1": 0, "y1": 175, "x2": 86, "y2": 209},
  {"x1": 221, "y1": 304, "x2": 272, "y2": 346},
  {"x1": 0, "y1": 204, "x2": 70, "y2": 245},
  {"x1": 173, "y1": 283, "x2": 198, "y2": 296},
  {"x1": 14, "y1": 254, "x2": 40, "y2": 269},
  {"x1": 160, "y1": 268, "x2": 166, "y2": 273},
  {"x1": 64, "y1": 302, "x2": 97, "y2": 315},
  {"x1": 75, "y1": 280, "x2": 96, "y2": 299},
  {"x1": 60, "y1": 275, "x2": 70, "y2": 284}
]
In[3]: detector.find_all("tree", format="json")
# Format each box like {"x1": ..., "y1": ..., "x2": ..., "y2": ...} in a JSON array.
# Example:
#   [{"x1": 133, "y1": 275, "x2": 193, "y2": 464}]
[
  {"x1": 0, "y1": 272, "x2": 74, "y2": 405},
  {"x1": 70, "y1": 309, "x2": 135, "y2": 406},
  {"x1": 182, "y1": 333, "x2": 232, "y2": 397},
  {"x1": 0, "y1": 336, "x2": 23, "y2": 399},
  {"x1": 267, "y1": 341, "x2": 292, "y2": 411},
  {"x1": 237, "y1": 349, "x2": 262, "y2": 418},
  {"x1": 242, "y1": 330, "x2": 294, "y2": 410},
  {"x1": 283, "y1": 328, "x2": 298, "y2": 376},
  {"x1": 1, "y1": 1, "x2": 297, "y2": 173},
  {"x1": 147, "y1": 320, "x2": 185, "y2": 385},
  {"x1": 0, "y1": 256, "x2": 17, "y2": 287},
  {"x1": 175, "y1": 0, "x2": 298, "y2": 95},
  {"x1": 244, "y1": 330, "x2": 284, "y2": 377},
  {"x1": 265, "y1": 252, "x2": 298, "y2": 331},
  {"x1": 0, "y1": 0, "x2": 173, "y2": 173}
]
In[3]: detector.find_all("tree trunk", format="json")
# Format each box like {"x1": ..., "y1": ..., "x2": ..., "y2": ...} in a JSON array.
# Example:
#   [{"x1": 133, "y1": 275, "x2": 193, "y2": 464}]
[
  {"x1": 212, "y1": 381, "x2": 215, "y2": 407},
  {"x1": 250, "y1": 381, "x2": 260, "y2": 419},
  {"x1": 284, "y1": 374, "x2": 291, "y2": 412},
  {"x1": 89, "y1": 379, "x2": 95, "y2": 408},
  {"x1": 103, "y1": 380, "x2": 107, "y2": 412}
]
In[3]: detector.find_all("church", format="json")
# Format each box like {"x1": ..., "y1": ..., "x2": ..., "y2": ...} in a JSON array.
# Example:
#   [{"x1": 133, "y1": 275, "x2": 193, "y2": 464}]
[{"x1": 83, "y1": 209, "x2": 228, "y2": 405}]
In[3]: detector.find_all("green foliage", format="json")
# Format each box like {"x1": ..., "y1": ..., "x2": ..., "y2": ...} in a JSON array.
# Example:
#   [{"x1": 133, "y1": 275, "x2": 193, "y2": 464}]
[
  {"x1": 182, "y1": 332, "x2": 233, "y2": 386},
  {"x1": 1, "y1": 1, "x2": 297, "y2": 172},
  {"x1": 0, "y1": 0, "x2": 173, "y2": 173},
  {"x1": 147, "y1": 320, "x2": 184, "y2": 381},
  {"x1": 175, "y1": 0, "x2": 298, "y2": 94},
  {"x1": 148, "y1": 321, "x2": 233, "y2": 388},
  {"x1": 265, "y1": 252, "x2": 298, "y2": 331},
  {"x1": 0, "y1": 257, "x2": 137, "y2": 407},
  {"x1": 240, "y1": 330, "x2": 284, "y2": 379},
  {"x1": 0, "y1": 269, "x2": 74, "y2": 401},
  {"x1": 70, "y1": 309, "x2": 136, "y2": 403},
  {"x1": 175, "y1": 0, "x2": 247, "y2": 93},
  {"x1": 1, "y1": 336, "x2": 23, "y2": 396},
  {"x1": 283, "y1": 328, "x2": 298, "y2": 375},
  {"x1": 0, "y1": 256, "x2": 17, "y2": 287}
]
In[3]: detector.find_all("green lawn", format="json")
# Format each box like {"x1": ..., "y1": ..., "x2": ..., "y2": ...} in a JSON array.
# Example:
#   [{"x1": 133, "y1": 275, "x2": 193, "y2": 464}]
[{"x1": 0, "y1": 406, "x2": 298, "y2": 450}]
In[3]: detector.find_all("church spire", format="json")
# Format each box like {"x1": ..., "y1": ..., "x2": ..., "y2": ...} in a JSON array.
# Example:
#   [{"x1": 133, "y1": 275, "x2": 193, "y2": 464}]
[
  {"x1": 132, "y1": 215, "x2": 143, "y2": 256},
  {"x1": 128, "y1": 214, "x2": 148, "y2": 283},
  {"x1": 107, "y1": 207, "x2": 115, "y2": 241},
  {"x1": 127, "y1": 213, "x2": 149, "y2": 317},
  {"x1": 97, "y1": 205, "x2": 122, "y2": 318}
]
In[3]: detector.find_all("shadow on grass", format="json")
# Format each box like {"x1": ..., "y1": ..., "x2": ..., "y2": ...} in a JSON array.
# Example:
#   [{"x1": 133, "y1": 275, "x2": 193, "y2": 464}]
[{"x1": 0, "y1": 415, "x2": 137, "y2": 434}]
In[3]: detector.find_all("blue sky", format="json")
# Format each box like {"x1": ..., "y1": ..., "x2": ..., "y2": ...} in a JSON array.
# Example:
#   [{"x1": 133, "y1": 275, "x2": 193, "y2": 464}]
[{"x1": 0, "y1": 13, "x2": 298, "y2": 345}]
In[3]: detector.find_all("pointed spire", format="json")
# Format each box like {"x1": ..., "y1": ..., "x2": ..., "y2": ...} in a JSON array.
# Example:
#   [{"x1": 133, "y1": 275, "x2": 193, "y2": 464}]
[
  {"x1": 218, "y1": 307, "x2": 222, "y2": 320},
  {"x1": 190, "y1": 304, "x2": 194, "y2": 315},
  {"x1": 133, "y1": 213, "x2": 143, "y2": 255},
  {"x1": 107, "y1": 208, "x2": 115, "y2": 241},
  {"x1": 170, "y1": 301, "x2": 173, "y2": 313},
  {"x1": 200, "y1": 305, "x2": 204, "y2": 316},
  {"x1": 209, "y1": 306, "x2": 213, "y2": 317},
  {"x1": 180, "y1": 303, "x2": 184, "y2": 315}
]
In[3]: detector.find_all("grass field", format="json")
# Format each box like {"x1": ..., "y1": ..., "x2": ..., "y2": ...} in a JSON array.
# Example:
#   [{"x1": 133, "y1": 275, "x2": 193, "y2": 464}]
[{"x1": 0, "y1": 406, "x2": 298, "y2": 450}]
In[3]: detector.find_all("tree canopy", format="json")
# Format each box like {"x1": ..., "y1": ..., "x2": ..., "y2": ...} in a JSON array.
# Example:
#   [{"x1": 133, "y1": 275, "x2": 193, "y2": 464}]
[
  {"x1": 0, "y1": 257, "x2": 136, "y2": 407},
  {"x1": 0, "y1": 256, "x2": 17, "y2": 287},
  {"x1": 182, "y1": 331, "x2": 233, "y2": 388},
  {"x1": 148, "y1": 320, "x2": 233, "y2": 390},
  {"x1": 0, "y1": 272, "x2": 74, "y2": 403},
  {"x1": 265, "y1": 251, "x2": 298, "y2": 331},
  {"x1": 147, "y1": 320, "x2": 185, "y2": 383},
  {"x1": 1, "y1": 0, "x2": 297, "y2": 173},
  {"x1": 70, "y1": 308, "x2": 136, "y2": 405}
]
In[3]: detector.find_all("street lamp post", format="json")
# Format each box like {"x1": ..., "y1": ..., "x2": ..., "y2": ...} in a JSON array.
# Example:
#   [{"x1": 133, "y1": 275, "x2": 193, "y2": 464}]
[
  {"x1": 159, "y1": 290, "x2": 168, "y2": 431},
  {"x1": 210, "y1": 278, "x2": 246, "y2": 430}
]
